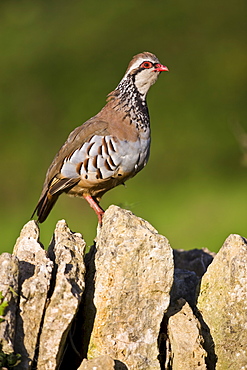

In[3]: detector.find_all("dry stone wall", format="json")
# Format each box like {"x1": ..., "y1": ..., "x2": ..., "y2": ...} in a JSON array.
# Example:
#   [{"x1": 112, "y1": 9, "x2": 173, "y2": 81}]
[{"x1": 0, "y1": 205, "x2": 246, "y2": 370}]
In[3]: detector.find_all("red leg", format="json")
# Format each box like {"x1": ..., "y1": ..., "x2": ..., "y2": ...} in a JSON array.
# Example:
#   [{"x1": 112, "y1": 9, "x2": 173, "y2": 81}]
[{"x1": 83, "y1": 195, "x2": 105, "y2": 225}]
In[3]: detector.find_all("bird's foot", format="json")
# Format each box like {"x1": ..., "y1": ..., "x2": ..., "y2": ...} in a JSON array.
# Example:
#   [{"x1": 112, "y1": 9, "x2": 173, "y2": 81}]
[{"x1": 83, "y1": 195, "x2": 105, "y2": 225}]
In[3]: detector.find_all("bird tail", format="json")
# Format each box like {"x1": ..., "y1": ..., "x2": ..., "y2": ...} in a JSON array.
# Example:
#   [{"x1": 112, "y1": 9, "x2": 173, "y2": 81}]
[
  {"x1": 32, "y1": 177, "x2": 80, "y2": 223},
  {"x1": 32, "y1": 191, "x2": 59, "y2": 223}
]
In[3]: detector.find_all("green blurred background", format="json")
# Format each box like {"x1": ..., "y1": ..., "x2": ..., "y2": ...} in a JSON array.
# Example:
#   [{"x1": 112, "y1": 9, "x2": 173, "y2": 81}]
[{"x1": 0, "y1": 0, "x2": 246, "y2": 253}]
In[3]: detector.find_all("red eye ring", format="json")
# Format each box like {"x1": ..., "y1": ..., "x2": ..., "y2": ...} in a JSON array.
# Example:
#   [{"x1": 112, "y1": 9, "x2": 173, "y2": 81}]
[{"x1": 141, "y1": 61, "x2": 153, "y2": 69}]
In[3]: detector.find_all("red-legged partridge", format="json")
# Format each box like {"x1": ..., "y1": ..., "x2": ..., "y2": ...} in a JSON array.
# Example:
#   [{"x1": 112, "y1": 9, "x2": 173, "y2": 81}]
[{"x1": 32, "y1": 52, "x2": 168, "y2": 224}]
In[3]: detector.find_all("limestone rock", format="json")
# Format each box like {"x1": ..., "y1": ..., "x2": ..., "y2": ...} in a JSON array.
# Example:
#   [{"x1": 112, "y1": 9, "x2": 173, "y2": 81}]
[
  {"x1": 197, "y1": 234, "x2": 247, "y2": 370},
  {"x1": 78, "y1": 355, "x2": 115, "y2": 370},
  {"x1": 5, "y1": 206, "x2": 247, "y2": 370},
  {"x1": 0, "y1": 253, "x2": 19, "y2": 354},
  {"x1": 37, "y1": 220, "x2": 86, "y2": 370},
  {"x1": 13, "y1": 221, "x2": 53, "y2": 370},
  {"x1": 88, "y1": 205, "x2": 174, "y2": 370},
  {"x1": 166, "y1": 298, "x2": 207, "y2": 369}
]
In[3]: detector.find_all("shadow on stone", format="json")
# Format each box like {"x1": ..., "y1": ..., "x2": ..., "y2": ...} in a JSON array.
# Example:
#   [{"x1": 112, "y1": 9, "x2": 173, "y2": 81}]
[
  {"x1": 59, "y1": 244, "x2": 97, "y2": 370},
  {"x1": 195, "y1": 282, "x2": 218, "y2": 370},
  {"x1": 14, "y1": 261, "x2": 35, "y2": 369},
  {"x1": 114, "y1": 359, "x2": 129, "y2": 370},
  {"x1": 158, "y1": 247, "x2": 217, "y2": 369},
  {"x1": 158, "y1": 303, "x2": 182, "y2": 370},
  {"x1": 17, "y1": 261, "x2": 35, "y2": 288},
  {"x1": 14, "y1": 311, "x2": 31, "y2": 370},
  {"x1": 158, "y1": 264, "x2": 200, "y2": 366}
]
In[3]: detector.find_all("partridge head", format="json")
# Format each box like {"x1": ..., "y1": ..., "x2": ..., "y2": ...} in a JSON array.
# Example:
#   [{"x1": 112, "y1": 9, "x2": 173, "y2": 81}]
[{"x1": 32, "y1": 52, "x2": 168, "y2": 224}]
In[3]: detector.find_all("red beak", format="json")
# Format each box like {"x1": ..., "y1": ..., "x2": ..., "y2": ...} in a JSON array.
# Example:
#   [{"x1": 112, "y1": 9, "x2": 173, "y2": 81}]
[{"x1": 154, "y1": 64, "x2": 169, "y2": 72}]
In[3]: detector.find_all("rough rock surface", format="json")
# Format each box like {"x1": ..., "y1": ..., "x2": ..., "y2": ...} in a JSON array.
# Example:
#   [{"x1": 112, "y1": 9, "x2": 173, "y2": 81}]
[
  {"x1": 87, "y1": 205, "x2": 174, "y2": 370},
  {"x1": 37, "y1": 220, "x2": 86, "y2": 370},
  {"x1": 0, "y1": 253, "x2": 19, "y2": 354},
  {"x1": 13, "y1": 221, "x2": 53, "y2": 370},
  {"x1": 1, "y1": 206, "x2": 247, "y2": 370},
  {"x1": 197, "y1": 234, "x2": 247, "y2": 370},
  {"x1": 166, "y1": 298, "x2": 207, "y2": 370}
]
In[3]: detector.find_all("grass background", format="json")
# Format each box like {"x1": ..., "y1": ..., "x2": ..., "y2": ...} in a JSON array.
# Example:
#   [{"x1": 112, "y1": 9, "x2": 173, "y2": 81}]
[{"x1": 0, "y1": 0, "x2": 246, "y2": 252}]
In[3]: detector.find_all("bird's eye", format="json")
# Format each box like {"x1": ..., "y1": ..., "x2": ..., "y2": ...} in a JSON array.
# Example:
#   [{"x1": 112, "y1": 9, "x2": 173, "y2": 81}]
[{"x1": 141, "y1": 61, "x2": 153, "y2": 69}]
